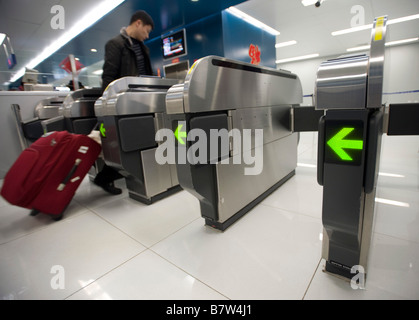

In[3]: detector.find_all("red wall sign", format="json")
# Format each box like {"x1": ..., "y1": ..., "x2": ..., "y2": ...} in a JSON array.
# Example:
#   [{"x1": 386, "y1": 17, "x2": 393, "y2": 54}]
[{"x1": 249, "y1": 44, "x2": 261, "y2": 65}]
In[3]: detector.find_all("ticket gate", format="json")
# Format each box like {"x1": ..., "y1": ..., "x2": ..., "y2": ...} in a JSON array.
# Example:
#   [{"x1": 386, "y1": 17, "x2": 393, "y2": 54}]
[
  {"x1": 165, "y1": 56, "x2": 303, "y2": 230},
  {"x1": 315, "y1": 16, "x2": 388, "y2": 281},
  {"x1": 94, "y1": 76, "x2": 182, "y2": 204},
  {"x1": 38, "y1": 88, "x2": 103, "y2": 135},
  {"x1": 60, "y1": 87, "x2": 102, "y2": 134},
  {"x1": 12, "y1": 95, "x2": 67, "y2": 150}
]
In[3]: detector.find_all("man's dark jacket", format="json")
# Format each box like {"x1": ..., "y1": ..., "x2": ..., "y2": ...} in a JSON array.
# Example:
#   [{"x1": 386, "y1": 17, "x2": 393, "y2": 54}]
[{"x1": 101, "y1": 27, "x2": 153, "y2": 91}]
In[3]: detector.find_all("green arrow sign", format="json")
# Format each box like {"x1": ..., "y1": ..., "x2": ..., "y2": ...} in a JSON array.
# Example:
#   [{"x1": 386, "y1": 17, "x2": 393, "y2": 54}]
[
  {"x1": 100, "y1": 123, "x2": 106, "y2": 138},
  {"x1": 174, "y1": 123, "x2": 187, "y2": 145},
  {"x1": 327, "y1": 127, "x2": 363, "y2": 161}
]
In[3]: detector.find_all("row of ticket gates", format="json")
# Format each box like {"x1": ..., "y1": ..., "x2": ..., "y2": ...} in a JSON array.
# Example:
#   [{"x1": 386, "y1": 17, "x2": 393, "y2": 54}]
[{"x1": 11, "y1": 16, "x2": 419, "y2": 284}]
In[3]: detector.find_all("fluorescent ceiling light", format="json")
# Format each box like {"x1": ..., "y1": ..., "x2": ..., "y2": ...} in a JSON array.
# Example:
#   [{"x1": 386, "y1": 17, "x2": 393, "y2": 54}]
[
  {"x1": 388, "y1": 13, "x2": 419, "y2": 24},
  {"x1": 386, "y1": 37, "x2": 419, "y2": 46},
  {"x1": 226, "y1": 7, "x2": 280, "y2": 36},
  {"x1": 0, "y1": 33, "x2": 6, "y2": 45},
  {"x1": 275, "y1": 40, "x2": 297, "y2": 48},
  {"x1": 347, "y1": 37, "x2": 419, "y2": 52},
  {"x1": 301, "y1": 0, "x2": 318, "y2": 6},
  {"x1": 347, "y1": 44, "x2": 371, "y2": 52},
  {"x1": 276, "y1": 53, "x2": 319, "y2": 64},
  {"x1": 332, "y1": 24, "x2": 372, "y2": 36},
  {"x1": 332, "y1": 13, "x2": 419, "y2": 36},
  {"x1": 9, "y1": 0, "x2": 125, "y2": 83}
]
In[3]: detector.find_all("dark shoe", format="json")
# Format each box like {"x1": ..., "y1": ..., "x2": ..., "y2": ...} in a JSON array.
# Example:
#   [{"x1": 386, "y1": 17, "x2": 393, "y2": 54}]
[{"x1": 94, "y1": 180, "x2": 122, "y2": 195}]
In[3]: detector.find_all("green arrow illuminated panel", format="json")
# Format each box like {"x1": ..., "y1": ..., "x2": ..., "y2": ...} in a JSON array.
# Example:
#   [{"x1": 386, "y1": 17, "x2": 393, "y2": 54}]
[
  {"x1": 324, "y1": 121, "x2": 364, "y2": 165},
  {"x1": 99, "y1": 123, "x2": 106, "y2": 138},
  {"x1": 174, "y1": 123, "x2": 187, "y2": 145}
]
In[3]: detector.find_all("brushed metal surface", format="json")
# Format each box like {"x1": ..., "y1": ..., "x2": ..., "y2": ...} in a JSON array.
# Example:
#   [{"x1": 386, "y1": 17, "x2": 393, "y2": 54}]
[
  {"x1": 62, "y1": 88, "x2": 102, "y2": 118},
  {"x1": 95, "y1": 77, "x2": 180, "y2": 116},
  {"x1": 315, "y1": 16, "x2": 387, "y2": 112},
  {"x1": 166, "y1": 56, "x2": 302, "y2": 114},
  {"x1": 367, "y1": 16, "x2": 387, "y2": 109},
  {"x1": 34, "y1": 96, "x2": 67, "y2": 119},
  {"x1": 216, "y1": 133, "x2": 297, "y2": 223},
  {"x1": 141, "y1": 147, "x2": 173, "y2": 197},
  {"x1": 315, "y1": 54, "x2": 369, "y2": 110}
]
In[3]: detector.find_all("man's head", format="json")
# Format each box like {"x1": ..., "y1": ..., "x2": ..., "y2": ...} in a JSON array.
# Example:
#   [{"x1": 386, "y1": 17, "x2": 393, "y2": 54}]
[{"x1": 127, "y1": 10, "x2": 154, "y2": 41}]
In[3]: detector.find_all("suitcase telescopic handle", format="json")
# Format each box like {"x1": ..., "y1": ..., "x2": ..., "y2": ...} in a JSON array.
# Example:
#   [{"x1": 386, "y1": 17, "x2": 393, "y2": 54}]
[{"x1": 57, "y1": 158, "x2": 81, "y2": 191}]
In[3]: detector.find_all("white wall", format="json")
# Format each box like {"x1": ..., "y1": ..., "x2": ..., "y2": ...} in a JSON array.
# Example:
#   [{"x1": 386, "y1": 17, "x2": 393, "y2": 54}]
[{"x1": 277, "y1": 42, "x2": 419, "y2": 106}]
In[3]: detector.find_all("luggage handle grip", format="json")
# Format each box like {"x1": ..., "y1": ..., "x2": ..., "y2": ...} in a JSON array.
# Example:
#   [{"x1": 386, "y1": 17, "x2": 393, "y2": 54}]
[{"x1": 57, "y1": 159, "x2": 81, "y2": 191}]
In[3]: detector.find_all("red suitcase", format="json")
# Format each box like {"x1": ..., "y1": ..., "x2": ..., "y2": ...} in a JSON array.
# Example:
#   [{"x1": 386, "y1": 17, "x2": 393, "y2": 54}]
[{"x1": 1, "y1": 131, "x2": 101, "y2": 220}]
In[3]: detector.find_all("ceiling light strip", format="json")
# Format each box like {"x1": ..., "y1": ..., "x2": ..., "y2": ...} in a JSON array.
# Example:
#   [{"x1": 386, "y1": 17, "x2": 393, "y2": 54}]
[
  {"x1": 275, "y1": 40, "x2": 297, "y2": 48},
  {"x1": 9, "y1": 0, "x2": 125, "y2": 83},
  {"x1": 276, "y1": 53, "x2": 319, "y2": 64},
  {"x1": 347, "y1": 37, "x2": 419, "y2": 52},
  {"x1": 332, "y1": 13, "x2": 419, "y2": 36},
  {"x1": 226, "y1": 7, "x2": 280, "y2": 36}
]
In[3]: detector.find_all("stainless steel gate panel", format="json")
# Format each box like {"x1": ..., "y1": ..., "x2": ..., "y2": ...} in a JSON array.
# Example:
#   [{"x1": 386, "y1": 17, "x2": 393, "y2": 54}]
[
  {"x1": 94, "y1": 76, "x2": 182, "y2": 204},
  {"x1": 167, "y1": 56, "x2": 302, "y2": 114},
  {"x1": 141, "y1": 147, "x2": 173, "y2": 198},
  {"x1": 166, "y1": 56, "x2": 303, "y2": 230},
  {"x1": 216, "y1": 133, "x2": 297, "y2": 224},
  {"x1": 230, "y1": 105, "x2": 292, "y2": 147},
  {"x1": 316, "y1": 16, "x2": 388, "y2": 281},
  {"x1": 61, "y1": 88, "x2": 102, "y2": 118}
]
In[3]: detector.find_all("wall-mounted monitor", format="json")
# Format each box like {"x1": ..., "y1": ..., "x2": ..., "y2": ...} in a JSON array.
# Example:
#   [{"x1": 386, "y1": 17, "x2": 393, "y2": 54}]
[{"x1": 161, "y1": 29, "x2": 187, "y2": 60}]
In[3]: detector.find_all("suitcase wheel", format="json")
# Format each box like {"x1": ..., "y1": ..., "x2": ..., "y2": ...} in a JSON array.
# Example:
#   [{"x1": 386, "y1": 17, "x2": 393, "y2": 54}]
[
  {"x1": 29, "y1": 208, "x2": 63, "y2": 221},
  {"x1": 52, "y1": 213, "x2": 63, "y2": 221},
  {"x1": 29, "y1": 209, "x2": 40, "y2": 216}
]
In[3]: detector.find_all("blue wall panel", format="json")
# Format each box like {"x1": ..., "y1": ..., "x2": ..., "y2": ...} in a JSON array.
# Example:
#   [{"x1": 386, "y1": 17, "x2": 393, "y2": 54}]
[
  {"x1": 222, "y1": 10, "x2": 276, "y2": 68},
  {"x1": 147, "y1": 13, "x2": 224, "y2": 76}
]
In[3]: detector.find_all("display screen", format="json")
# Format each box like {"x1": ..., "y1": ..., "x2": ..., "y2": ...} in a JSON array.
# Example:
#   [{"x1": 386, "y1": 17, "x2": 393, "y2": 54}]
[
  {"x1": 7, "y1": 53, "x2": 17, "y2": 69},
  {"x1": 324, "y1": 120, "x2": 365, "y2": 166},
  {"x1": 161, "y1": 29, "x2": 186, "y2": 59}
]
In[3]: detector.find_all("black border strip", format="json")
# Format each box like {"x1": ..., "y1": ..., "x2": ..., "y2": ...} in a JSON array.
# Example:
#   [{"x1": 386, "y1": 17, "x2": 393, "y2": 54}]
[{"x1": 211, "y1": 58, "x2": 297, "y2": 79}]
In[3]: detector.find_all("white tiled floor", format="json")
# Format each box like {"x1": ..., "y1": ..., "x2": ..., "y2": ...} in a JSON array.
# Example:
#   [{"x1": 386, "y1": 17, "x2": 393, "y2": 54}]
[{"x1": 0, "y1": 132, "x2": 418, "y2": 300}]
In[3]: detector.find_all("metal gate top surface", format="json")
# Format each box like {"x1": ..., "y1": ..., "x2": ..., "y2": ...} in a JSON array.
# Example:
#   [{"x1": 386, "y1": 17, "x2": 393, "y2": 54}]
[{"x1": 166, "y1": 56, "x2": 303, "y2": 114}]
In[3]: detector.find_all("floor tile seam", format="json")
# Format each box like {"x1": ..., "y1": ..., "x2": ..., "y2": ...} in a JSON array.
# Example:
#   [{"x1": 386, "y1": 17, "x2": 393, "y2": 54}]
[
  {"x1": 89, "y1": 198, "x2": 202, "y2": 249},
  {"x1": 88, "y1": 206, "x2": 151, "y2": 248},
  {"x1": 147, "y1": 216, "x2": 202, "y2": 249},
  {"x1": 258, "y1": 202, "x2": 322, "y2": 222},
  {"x1": 0, "y1": 208, "x2": 91, "y2": 247},
  {"x1": 302, "y1": 258, "x2": 322, "y2": 300},
  {"x1": 372, "y1": 229, "x2": 419, "y2": 245},
  {"x1": 149, "y1": 248, "x2": 231, "y2": 300},
  {"x1": 63, "y1": 249, "x2": 147, "y2": 300},
  {"x1": 72, "y1": 194, "x2": 130, "y2": 212}
]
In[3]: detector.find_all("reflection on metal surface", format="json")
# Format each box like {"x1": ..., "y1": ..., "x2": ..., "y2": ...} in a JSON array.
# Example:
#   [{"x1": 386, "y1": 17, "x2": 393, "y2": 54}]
[
  {"x1": 375, "y1": 197, "x2": 410, "y2": 208},
  {"x1": 34, "y1": 96, "x2": 67, "y2": 119},
  {"x1": 166, "y1": 56, "x2": 302, "y2": 115},
  {"x1": 315, "y1": 55, "x2": 369, "y2": 110},
  {"x1": 367, "y1": 16, "x2": 387, "y2": 108},
  {"x1": 61, "y1": 88, "x2": 102, "y2": 118},
  {"x1": 95, "y1": 77, "x2": 180, "y2": 116}
]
